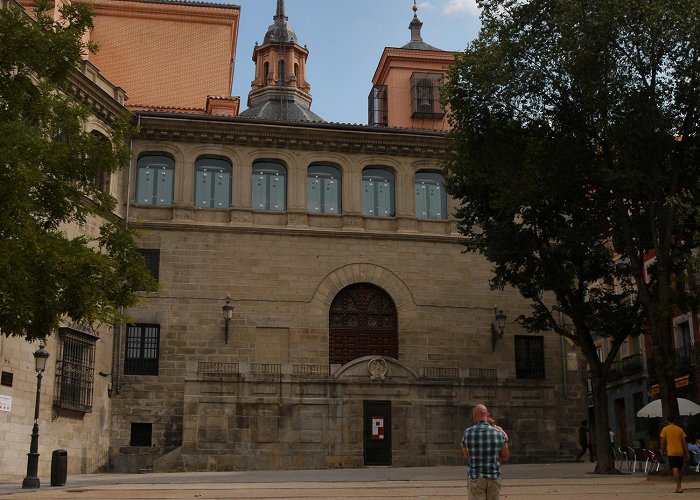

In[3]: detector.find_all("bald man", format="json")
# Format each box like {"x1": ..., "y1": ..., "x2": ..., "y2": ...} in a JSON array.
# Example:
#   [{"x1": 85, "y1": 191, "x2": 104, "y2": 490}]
[{"x1": 460, "y1": 404, "x2": 510, "y2": 500}]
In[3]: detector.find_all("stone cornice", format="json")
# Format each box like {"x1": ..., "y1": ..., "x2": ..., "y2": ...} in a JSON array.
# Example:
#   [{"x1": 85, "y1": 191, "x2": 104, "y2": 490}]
[
  {"x1": 373, "y1": 47, "x2": 455, "y2": 84},
  {"x1": 80, "y1": 0, "x2": 239, "y2": 25},
  {"x1": 132, "y1": 218, "x2": 465, "y2": 245},
  {"x1": 67, "y1": 63, "x2": 129, "y2": 124},
  {"x1": 135, "y1": 113, "x2": 451, "y2": 158}
]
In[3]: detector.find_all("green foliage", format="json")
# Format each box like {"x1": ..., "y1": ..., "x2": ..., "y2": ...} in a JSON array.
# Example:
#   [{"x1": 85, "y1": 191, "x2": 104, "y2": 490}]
[
  {"x1": 444, "y1": 0, "x2": 700, "y2": 335},
  {"x1": 0, "y1": 2, "x2": 156, "y2": 341},
  {"x1": 444, "y1": 0, "x2": 700, "y2": 466}
]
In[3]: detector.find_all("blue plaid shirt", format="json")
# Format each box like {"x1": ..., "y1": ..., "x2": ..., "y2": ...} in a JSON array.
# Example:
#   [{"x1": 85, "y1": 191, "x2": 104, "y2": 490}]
[{"x1": 461, "y1": 420, "x2": 506, "y2": 479}]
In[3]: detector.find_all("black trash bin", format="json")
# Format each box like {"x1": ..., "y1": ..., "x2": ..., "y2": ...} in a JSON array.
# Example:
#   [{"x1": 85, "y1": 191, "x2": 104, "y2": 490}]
[{"x1": 50, "y1": 449, "x2": 67, "y2": 486}]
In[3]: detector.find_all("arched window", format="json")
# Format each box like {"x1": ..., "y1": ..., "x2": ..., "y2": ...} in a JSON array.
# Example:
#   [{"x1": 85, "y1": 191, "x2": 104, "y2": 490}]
[
  {"x1": 415, "y1": 171, "x2": 447, "y2": 219},
  {"x1": 264, "y1": 61, "x2": 270, "y2": 81},
  {"x1": 90, "y1": 131, "x2": 111, "y2": 193},
  {"x1": 410, "y1": 72, "x2": 444, "y2": 119},
  {"x1": 252, "y1": 161, "x2": 286, "y2": 212},
  {"x1": 136, "y1": 154, "x2": 174, "y2": 206},
  {"x1": 329, "y1": 283, "x2": 398, "y2": 365},
  {"x1": 194, "y1": 157, "x2": 231, "y2": 208},
  {"x1": 362, "y1": 167, "x2": 395, "y2": 217},
  {"x1": 308, "y1": 164, "x2": 341, "y2": 214}
]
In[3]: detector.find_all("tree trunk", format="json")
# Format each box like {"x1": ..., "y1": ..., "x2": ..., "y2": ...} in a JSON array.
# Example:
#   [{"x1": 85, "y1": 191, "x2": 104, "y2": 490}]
[{"x1": 591, "y1": 370, "x2": 619, "y2": 474}]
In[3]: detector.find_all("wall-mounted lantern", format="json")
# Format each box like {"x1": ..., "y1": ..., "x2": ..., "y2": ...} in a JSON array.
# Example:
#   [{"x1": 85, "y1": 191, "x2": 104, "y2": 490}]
[
  {"x1": 491, "y1": 307, "x2": 507, "y2": 351},
  {"x1": 222, "y1": 295, "x2": 234, "y2": 344}
]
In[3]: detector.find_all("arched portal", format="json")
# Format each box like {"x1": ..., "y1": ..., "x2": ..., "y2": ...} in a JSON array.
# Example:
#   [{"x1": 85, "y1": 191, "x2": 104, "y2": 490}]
[{"x1": 329, "y1": 283, "x2": 398, "y2": 365}]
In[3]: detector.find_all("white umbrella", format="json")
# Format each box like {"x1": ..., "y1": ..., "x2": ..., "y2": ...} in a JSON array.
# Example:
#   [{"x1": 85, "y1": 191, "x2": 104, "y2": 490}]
[{"x1": 636, "y1": 398, "x2": 700, "y2": 418}]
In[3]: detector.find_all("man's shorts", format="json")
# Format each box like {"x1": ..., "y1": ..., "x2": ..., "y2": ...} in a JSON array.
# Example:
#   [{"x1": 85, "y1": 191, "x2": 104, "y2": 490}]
[
  {"x1": 467, "y1": 476, "x2": 502, "y2": 500},
  {"x1": 668, "y1": 455, "x2": 684, "y2": 469}
]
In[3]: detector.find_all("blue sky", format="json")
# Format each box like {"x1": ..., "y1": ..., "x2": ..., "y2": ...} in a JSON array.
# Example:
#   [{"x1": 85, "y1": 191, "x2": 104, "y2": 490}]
[{"x1": 230, "y1": 0, "x2": 482, "y2": 124}]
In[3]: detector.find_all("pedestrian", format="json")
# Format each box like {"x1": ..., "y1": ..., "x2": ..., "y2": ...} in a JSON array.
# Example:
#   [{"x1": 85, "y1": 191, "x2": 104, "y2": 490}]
[
  {"x1": 660, "y1": 415, "x2": 689, "y2": 494},
  {"x1": 461, "y1": 403, "x2": 509, "y2": 500},
  {"x1": 576, "y1": 419, "x2": 594, "y2": 462},
  {"x1": 608, "y1": 427, "x2": 616, "y2": 464},
  {"x1": 686, "y1": 436, "x2": 700, "y2": 465}
]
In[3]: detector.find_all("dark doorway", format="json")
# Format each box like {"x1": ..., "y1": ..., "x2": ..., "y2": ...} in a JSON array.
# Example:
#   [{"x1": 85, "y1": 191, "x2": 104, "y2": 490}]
[
  {"x1": 364, "y1": 400, "x2": 392, "y2": 466},
  {"x1": 615, "y1": 397, "x2": 628, "y2": 445},
  {"x1": 329, "y1": 283, "x2": 398, "y2": 365}
]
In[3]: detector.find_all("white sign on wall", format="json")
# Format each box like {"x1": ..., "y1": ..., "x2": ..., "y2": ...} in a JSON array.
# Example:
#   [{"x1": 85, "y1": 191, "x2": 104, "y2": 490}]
[{"x1": 0, "y1": 394, "x2": 12, "y2": 412}]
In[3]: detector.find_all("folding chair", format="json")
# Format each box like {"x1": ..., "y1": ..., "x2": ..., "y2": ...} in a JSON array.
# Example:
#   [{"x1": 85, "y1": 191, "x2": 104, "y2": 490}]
[
  {"x1": 617, "y1": 446, "x2": 628, "y2": 470},
  {"x1": 642, "y1": 449, "x2": 659, "y2": 474},
  {"x1": 691, "y1": 450, "x2": 700, "y2": 473},
  {"x1": 623, "y1": 446, "x2": 637, "y2": 473}
]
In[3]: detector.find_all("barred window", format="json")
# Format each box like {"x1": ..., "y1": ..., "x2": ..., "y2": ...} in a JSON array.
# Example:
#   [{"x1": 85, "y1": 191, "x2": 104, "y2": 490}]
[
  {"x1": 515, "y1": 335, "x2": 545, "y2": 379},
  {"x1": 368, "y1": 85, "x2": 388, "y2": 126},
  {"x1": 410, "y1": 72, "x2": 445, "y2": 119},
  {"x1": 54, "y1": 328, "x2": 97, "y2": 413},
  {"x1": 125, "y1": 324, "x2": 160, "y2": 376}
]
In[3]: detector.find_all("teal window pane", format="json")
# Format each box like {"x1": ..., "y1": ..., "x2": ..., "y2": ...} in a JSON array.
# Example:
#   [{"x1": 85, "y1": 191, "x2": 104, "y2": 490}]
[
  {"x1": 252, "y1": 162, "x2": 286, "y2": 211},
  {"x1": 362, "y1": 168, "x2": 394, "y2": 217},
  {"x1": 308, "y1": 165, "x2": 341, "y2": 214},
  {"x1": 308, "y1": 177, "x2": 322, "y2": 213},
  {"x1": 195, "y1": 158, "x2": 231, "y2": 208},
  {"x1": 269, "y1": 175, "x2": 285, "y2": 211},
  {"x1": 415, "y1": 171, "x2": 447, "y2": 219},
  {"x1": 136, "y1": 155, "x2": 174, "y2": 206},
  {"x1": 195, "y1": 168, "x2": 211, "y2": 207}
]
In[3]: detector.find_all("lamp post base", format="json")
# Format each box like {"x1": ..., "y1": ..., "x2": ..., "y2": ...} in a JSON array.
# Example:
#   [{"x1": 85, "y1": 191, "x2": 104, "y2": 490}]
[
  {"x1": 22, "y1": 476, "x2": 40, "y2": 489},
  {"x1": 22, "y1": 451, "x2": 40, "y2": 489}
]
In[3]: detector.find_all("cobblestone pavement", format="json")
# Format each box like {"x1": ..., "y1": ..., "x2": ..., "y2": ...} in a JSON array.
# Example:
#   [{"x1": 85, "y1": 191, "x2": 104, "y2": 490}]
[{"x1": 0, "y1": 463, "x2": 697, "y2": 499}]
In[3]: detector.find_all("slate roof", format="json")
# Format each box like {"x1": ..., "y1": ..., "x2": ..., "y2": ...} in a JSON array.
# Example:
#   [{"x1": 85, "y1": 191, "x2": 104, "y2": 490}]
[{"x1": 238, "y1": 97, "x2": 324, "y2": 123}]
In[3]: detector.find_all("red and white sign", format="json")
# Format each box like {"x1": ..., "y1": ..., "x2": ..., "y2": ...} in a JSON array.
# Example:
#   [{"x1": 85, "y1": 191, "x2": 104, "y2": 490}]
[{"x1": 371, "y1": 417, "x2": 384, "y2": 440}]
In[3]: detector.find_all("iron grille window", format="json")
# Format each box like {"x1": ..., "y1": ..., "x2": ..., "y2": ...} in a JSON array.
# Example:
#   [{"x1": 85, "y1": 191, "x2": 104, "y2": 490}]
[
  {"x1": 514, "y1": 335, "x2": 545, "y2": 379},
  {"x1": 1, "y1": 371, "x2": 13, "y2": 387},
  {"x1": 54, "y1": 328, "x2": 97, "y2": 413},
  {"x1": 410, "y1": 72, "x2": 445, "y2": 119},
  {"x1": 368, "y1": 85, "x2": 388, "y2": 126},
  {"x1": 138, "y1": 249, "x2": 160, "y2": 284},
  {"x1": 130, "y1": 422, "x2": 152, "y2": 446},
  {"x1": 125, "y1": 324, "x2": 160, "y2": 376}
]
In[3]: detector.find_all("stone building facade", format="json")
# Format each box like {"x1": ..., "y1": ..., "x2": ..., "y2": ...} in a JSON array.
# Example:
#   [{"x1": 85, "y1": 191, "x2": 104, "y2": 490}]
[{"x1": 111, "y1": 112, "x2": 586, "y2": 472}]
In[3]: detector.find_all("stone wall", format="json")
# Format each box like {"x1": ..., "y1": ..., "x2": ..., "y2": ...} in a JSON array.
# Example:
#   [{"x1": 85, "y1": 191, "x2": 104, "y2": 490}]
[{"x1": 172, "y1": 357, "x2": 574, "y2": 471}]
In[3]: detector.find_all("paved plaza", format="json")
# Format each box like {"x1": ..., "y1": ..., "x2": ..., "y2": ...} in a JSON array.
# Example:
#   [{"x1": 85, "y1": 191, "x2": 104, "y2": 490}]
[{"x1": 0, "y1": 463, "x2": 697, "y2": 499}]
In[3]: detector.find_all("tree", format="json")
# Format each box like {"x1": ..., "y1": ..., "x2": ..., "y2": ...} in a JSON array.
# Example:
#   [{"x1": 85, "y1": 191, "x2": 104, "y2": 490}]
[
  {"x1": 443, "y1": 0, "x2": 700, "y2": 473},
  {"x1": 0, "y1": 1, "x2": 156, "y2": 341}
]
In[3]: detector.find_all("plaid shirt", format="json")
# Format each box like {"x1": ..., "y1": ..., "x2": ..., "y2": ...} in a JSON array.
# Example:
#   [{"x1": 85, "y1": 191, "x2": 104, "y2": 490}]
[{"x1": 462, "y1": 420, "x2": 506, "y2": 479}]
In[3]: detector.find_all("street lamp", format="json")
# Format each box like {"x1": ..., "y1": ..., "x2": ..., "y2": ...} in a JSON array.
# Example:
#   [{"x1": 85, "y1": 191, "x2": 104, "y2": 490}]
[
  {"x1": 22, "y1": 344, "x2": 50, "y2": 489},
  {"x1": 491, "y1": 307, "x2": 507, "y2": 351},
  {"x1": 222, "y1": 295, "x2": 234, "y2": 344}
]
